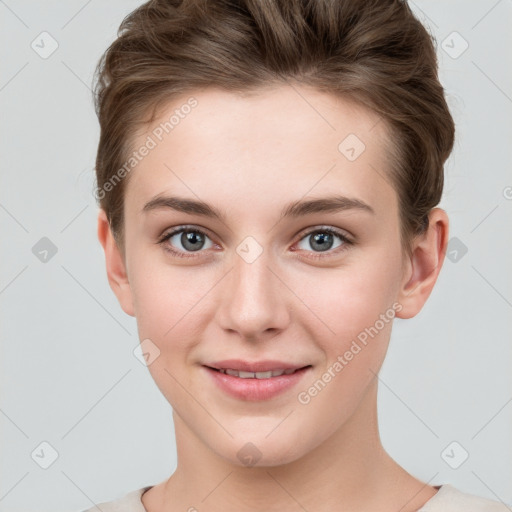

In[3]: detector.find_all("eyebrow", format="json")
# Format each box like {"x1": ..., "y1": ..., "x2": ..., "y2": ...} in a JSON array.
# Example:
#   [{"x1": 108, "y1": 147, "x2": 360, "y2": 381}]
[{"x1": 142, "y1": 194, "x2": 375, "y2": 221}]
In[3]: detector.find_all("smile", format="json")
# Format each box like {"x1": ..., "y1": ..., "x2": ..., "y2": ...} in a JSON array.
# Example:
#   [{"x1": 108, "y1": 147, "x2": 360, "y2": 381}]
[
  {"x1": 213, "y1": 368, "x2": 299, "y2": 378},
  {"x1": 203, "y1": 365, "x2": 312, "y2": 401}
]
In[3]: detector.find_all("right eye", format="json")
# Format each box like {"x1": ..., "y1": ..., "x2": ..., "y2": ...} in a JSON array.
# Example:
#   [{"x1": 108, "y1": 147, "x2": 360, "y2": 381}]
[{"x1": 157, "y1": 226, "x2": 216, "y2": 258}]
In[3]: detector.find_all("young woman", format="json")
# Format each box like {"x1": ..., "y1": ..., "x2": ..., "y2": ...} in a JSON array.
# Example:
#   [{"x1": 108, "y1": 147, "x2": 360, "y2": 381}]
[{"x1": 85, "y1": 0, "x2": 505, "y2": 510}]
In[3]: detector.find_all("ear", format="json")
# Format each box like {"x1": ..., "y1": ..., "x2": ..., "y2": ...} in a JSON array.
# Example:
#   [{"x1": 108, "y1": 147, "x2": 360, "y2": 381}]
[
  {"x1": 395, "y1": 207, "x2": 449, "y2": 319},
  {"x1": 97, "y1": 209, "x2": 135, "y2": 317}
]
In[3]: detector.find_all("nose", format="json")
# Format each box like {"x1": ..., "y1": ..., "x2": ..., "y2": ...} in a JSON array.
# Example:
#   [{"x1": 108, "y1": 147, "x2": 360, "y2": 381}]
[{"x1": 215, "y1": 245, "x2": 291, "y2": 342}]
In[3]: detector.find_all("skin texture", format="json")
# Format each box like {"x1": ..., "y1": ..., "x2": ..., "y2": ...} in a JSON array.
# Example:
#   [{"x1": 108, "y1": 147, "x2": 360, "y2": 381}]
[{"x1": 97, "y1": 85, "x2": 449, "y2": 512}]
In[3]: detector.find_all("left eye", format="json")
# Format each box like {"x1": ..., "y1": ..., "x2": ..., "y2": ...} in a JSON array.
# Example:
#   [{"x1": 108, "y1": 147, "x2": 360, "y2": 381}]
[{"x1": 295, "y1": 227, "x2": 351, "y2": 254}]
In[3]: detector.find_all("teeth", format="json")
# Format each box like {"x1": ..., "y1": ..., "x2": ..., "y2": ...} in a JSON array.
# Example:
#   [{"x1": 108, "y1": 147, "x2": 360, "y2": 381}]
[{"x1": 219, "y1": 368, "x2": 297, "y2": 378}]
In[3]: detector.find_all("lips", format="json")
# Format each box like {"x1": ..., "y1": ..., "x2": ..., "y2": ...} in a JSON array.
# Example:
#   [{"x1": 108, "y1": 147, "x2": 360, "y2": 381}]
[
  {"x1": 216, "y1": 368, "x2": 298, "y2": 378},
  {"x1": 203, "y1": 363, "x2": 312, "y2": 401},
  {"x1": 203, "y1": 359, "x2": 309, "y2": 373}
]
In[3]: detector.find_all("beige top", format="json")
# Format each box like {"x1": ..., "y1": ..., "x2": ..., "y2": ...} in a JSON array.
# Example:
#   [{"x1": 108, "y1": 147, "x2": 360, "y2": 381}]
[{"x1": 80, "y1": 484, "x2": 507, "y2": 511}]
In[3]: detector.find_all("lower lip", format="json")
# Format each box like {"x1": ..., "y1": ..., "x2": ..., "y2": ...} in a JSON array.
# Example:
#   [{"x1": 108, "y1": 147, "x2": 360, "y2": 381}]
[{"x1": 203, "y1": 366, "x2": 312, "y2": 401}]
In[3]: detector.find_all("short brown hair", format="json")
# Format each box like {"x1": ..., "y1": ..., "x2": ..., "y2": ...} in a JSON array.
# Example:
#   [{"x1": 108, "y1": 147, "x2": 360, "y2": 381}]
[{"x1": 93, "y1": 0, "x2": 455, "y2": 258}]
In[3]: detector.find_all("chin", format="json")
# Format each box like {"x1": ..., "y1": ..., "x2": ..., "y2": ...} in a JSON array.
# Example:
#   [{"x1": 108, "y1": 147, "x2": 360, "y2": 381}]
[{"x1": 216, "y1": 435, "x2": 307, "y2": 469}]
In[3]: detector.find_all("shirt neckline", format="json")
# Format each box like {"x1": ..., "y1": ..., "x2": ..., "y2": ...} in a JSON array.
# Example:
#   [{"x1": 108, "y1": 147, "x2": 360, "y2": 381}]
[{"x1": 135, "y1": 484, "x2": 453, "y2": 511}]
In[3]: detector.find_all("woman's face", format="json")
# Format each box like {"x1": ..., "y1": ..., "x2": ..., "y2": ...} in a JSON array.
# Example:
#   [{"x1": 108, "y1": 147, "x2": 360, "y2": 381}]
[{"x1": 116, "y1": 85, "x2": 411, "y2": 466}]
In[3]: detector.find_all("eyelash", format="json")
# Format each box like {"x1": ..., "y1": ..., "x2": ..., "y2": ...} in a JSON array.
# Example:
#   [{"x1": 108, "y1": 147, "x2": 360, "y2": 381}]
[{"x1": 157, "y1": 225, "x2": 354, "y2": 260}]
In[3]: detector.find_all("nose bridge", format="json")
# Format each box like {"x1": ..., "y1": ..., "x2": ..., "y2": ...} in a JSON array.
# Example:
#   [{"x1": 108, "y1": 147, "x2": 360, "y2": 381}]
[{"x1": 217, "y1": 238, "x2": 289, "y2": 339}]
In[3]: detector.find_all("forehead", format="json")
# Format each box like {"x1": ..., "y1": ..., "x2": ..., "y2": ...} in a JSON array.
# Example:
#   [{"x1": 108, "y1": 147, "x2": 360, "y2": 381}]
[{"x1": 125, "y1": 85, "x2": 397, "y2": 220}]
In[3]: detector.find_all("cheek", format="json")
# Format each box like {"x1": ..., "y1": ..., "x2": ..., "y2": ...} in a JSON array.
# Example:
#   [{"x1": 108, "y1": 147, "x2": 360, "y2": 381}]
[
  {"x1": 299, "y1": 257, "x2": 401, "y2": 344},
  {"x1": 129, "y1": 255, "x2": 213, "y2": 353}
]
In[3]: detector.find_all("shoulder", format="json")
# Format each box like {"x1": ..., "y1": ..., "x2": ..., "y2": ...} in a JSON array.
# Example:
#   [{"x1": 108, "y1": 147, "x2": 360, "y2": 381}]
[
  {"x1": 419, "y1": 484, "x2": 508, "y2": 512},
  {"x1": 78, "y1": 486, "x2": 152, "y2": 512}
]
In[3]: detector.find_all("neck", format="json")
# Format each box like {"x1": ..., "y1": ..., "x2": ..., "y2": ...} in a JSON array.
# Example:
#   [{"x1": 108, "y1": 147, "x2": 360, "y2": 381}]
[{"x1": 145, "y1": 380, "x2": 437, "y2": 512}]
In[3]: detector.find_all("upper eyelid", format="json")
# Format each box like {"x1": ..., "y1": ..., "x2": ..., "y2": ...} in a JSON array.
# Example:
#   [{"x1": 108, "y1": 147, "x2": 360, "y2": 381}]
[
  {"x1": 160, "y1": 225, "x2": 214, "y2": 241},
  {"x1": 297, "y1": 225, "x2": 351, "y2": 240}
]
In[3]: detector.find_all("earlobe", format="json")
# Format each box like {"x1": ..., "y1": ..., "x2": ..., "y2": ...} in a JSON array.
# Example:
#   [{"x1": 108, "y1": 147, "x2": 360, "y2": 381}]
[
  {"x1": 97, "y1": 209, "x2": 135, "y2": 317},
  {"x1": 395, "y1": 208, "x2": 449, "y2": 319}
]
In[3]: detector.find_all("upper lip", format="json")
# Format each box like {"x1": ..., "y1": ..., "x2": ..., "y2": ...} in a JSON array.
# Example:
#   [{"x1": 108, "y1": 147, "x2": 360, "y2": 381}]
[{"x1": 204, "y1": 359, "x2": 310, "y2": 372}]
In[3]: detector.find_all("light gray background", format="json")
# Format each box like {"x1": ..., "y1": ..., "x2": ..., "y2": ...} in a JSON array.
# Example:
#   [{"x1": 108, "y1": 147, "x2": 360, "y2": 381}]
[{"x1": 1, "y1": 1, "x2": 511, "y2": 510}]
